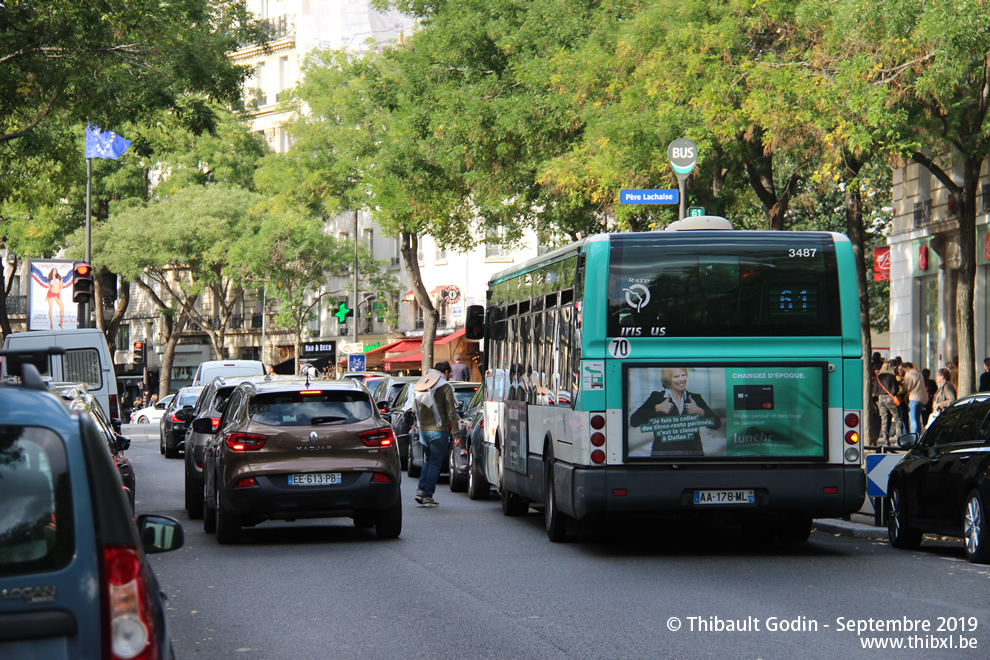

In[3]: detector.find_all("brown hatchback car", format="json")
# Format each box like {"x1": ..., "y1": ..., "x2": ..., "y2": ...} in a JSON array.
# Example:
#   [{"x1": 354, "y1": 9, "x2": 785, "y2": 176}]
[{"x1": 198, "y1": 379, "x2": 402, "y2": 544}]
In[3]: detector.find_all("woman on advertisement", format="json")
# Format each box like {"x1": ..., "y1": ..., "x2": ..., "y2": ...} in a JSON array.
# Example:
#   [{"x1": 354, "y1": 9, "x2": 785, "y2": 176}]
[{"x1": 629, "y1": 367, "x2": 720, "y2": 457}]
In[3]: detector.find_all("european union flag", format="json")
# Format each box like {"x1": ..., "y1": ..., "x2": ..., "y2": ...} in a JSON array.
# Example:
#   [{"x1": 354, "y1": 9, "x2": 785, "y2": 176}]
[{"x1": 85, "y1": 124, "x2": 132, "y2": 160}]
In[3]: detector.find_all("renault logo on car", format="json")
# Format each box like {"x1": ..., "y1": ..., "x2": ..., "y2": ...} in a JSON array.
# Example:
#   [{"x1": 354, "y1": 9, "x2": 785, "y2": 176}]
[{"x1": 309, "y1": 431, "x2": 318, "y2": 444}]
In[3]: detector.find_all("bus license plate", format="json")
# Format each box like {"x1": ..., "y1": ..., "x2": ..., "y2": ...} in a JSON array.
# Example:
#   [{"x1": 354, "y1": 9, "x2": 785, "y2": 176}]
[
  {"x1": 288, "y1": 472, "x2": 342, "y2": 486},
  {"x1": 694, "y1": 489, "x2": 755, "y2": 505}
]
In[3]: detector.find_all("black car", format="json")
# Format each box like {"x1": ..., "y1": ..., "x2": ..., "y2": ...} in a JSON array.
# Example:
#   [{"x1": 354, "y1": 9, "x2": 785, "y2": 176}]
[
  {"x1": 449, "y1": 382, "x2": 485, "y2": 494},
  {"x1": 371, "y1": 375, "x2": 418, "y2": 421},
  {"x1": 0, "y1": 347, "x2": 184, "y2": 658},
  {"x1": 887, "y1": 393, "x2": 990, "y2": 563},
  {"x1": 64, "y1": 388, "x2": 136, "y2": 511},
  {"x1": 159, "y1": 385, "x2": 203, "y2": 458}
]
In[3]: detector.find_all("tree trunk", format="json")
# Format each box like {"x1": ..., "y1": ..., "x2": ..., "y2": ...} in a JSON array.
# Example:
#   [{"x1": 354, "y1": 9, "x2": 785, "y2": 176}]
[
  {"x1": 399, "y1": 231, "x2": 438, "y2": 372},
  {"x1": 0, "y1": 251, "x2": 13, "y2": 338},
  {"x1": 955, "y1": 160, "x2": 980, "y2": 396},
  {"x1": 159, "y1": 297, "x2": 195, "y2": 398},
  {"x1": 103, "y1": 279, "x2": 131, "y2": 356},
  {"x1": 842, "y1": 161, "x2": 875, "y2": 442}
]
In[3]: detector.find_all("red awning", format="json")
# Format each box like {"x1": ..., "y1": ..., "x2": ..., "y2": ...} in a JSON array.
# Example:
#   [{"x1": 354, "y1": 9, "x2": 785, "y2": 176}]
[
  {"x1": 435, "y1": 328, "x2": 465, "y2": 345},
  {"x1": 366, "y1": 338, "x2": 417, "y2": 355},
  {"x1": 428, "y1": 285, "x2": 445, "y2": 295},
  {"x1": 402, "y1": 290, "x2": 415, "y2": 301},
  {"x1": 387, "y1": 349, "x2": 423, "y2": 364}
]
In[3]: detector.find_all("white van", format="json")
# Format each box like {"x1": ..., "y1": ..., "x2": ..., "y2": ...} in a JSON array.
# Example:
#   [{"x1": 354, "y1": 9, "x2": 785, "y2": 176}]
[
  {"x1": 191, "y1": 359, "x2": 265, "y2": 386},
  {"x1": 2, "y1": 328, "x2": 120, "y2": 421}
]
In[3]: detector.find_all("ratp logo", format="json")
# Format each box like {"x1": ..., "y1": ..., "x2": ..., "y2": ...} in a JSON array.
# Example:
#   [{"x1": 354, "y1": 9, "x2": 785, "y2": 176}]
[{"x1": 623, "y1": 284, "x2": 651, "y2": 312}]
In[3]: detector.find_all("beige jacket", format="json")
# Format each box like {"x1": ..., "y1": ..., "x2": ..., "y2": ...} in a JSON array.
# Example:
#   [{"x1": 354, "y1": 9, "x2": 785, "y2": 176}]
[{"x1": 902, "y1": 368, "x2": 929, "y2": 404}]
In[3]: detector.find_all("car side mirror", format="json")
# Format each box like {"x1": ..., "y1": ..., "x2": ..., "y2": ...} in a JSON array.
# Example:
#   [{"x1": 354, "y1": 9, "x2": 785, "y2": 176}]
[
  {"x1": 175, "y1": 408, "x2": 194, "y2": 422},
  {"x1": 456, "y1": 400, "x2": 465, "y2": 412},
  {"x1": 897, "y1": 433, "x2": 918, "y2": 449},
  {"x1": 111, "y1": 418, "x2": 122, "y2": 434},
  {"x1": 377, "y1": 400, "x2": 389, "y2": 413},
  {"x1": 191, "y1": 417, "x2": 215, "y2": 434},
  {"x1": 114, "y1": 435, "x2": 131, "y2": 452},
  {"x1": 136, "y1": 515, "x2": 184, "y2": 554}
]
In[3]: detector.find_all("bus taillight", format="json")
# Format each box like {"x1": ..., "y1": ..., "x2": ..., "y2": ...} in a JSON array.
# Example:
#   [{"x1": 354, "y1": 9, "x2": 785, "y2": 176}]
[
  {"x1": 590, "y1": 414, "x2": 605, "y2": 429},
  {"x1": 591, "y1": 432, "x2": 605, "y2": 447},
  {"x1": 591, "y1": 449, "x2": 606, "y2": 464},
  {"x1": 844, "y1": 412, "x2": 860, "y2": 428},
  {"x1": 844, "y1": 430, "x2": 860, "y2": 445}
]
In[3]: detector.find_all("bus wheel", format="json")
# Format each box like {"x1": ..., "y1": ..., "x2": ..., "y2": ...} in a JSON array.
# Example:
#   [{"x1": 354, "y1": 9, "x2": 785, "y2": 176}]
[
  {"x1": 544, "y1": 454, "x2": 570, "y2": 542},
  {"x1": 777, "y1": 517, "x2": 812, "y2": 543},
  {"x1": 498, "y1": 449, "x2": 528, "y2": 516}
]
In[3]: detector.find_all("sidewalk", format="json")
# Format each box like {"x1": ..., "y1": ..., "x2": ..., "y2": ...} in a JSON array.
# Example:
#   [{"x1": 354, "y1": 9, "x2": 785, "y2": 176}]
[{"x1": 813, "y1": 512, "x2": 888, "y2": 539}]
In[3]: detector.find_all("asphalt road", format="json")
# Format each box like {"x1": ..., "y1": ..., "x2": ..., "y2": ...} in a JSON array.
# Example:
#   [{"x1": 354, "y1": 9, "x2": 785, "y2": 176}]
[{"x1": 122, "y1": 424, "x2": 990, "y2": 659}]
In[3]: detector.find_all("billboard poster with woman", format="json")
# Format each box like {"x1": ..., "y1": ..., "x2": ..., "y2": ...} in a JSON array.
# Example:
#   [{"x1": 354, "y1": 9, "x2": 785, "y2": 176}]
[
  {"x1": 624, "y1": 363, "x2": 826, "y2": 460},
  {"x1": 27, "y1": 260, "x2": 78, "y2": 330}
]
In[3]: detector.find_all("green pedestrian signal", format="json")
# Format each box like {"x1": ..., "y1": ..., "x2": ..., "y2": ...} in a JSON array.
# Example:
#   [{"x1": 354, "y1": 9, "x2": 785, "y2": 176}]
[
  {"x1": 687, "y1": 207, "x2": 705, "y2": 217},
  {"x1": 334, "y1": 303, "x2": 353, "y2": 323}
]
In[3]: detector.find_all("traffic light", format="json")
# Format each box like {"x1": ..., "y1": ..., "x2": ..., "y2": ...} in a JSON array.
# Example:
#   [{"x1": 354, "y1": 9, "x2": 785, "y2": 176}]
[
  {"x1": 133, "y1": 341, "x2": 145, "y2": 366},
  {"x1": 72, "y1": 262, "x2": 93, "y2": 304}
]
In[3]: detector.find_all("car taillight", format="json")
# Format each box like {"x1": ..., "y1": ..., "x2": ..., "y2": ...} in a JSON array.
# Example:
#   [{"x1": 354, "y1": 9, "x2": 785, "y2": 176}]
[
  {"x1": 299, "y1": 390, "x2": 323, "y2": 395},
  {"x1": 234, "y1": 477, "x2": 257, "y2": 488},
  {"x1": 224, "y1": 432, "x2": 267, "y2": 451},
  {"x1": 360, "y1": 428, "x2": 395, "y2": 447},
  {"x1": 168, "y1": 413, "x2": 180, "y2": 423},
  {"x1": 210, "y1": 417, "x2": 221, "y2": 432},
  {"x1": 372, "y1": 473, "x2": 393, "y2": 483},
  {"x1": 101, "y1": 545, "x2": 157, "y2": 660}
]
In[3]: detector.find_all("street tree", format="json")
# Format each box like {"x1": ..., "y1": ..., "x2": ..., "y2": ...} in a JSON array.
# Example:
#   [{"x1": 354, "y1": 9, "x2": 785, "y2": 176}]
[
  {"x1": 96, "y1": 184, "x2": 264, "y2": 396},
  {"x1": 228, "y1": 207, "x2": 400, "y2": 374}
]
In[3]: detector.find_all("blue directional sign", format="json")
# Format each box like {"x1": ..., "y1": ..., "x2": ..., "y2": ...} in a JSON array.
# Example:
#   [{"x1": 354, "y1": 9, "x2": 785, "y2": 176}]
[
  {"x1": 348, "y1": 354, "x2": 366, "y2": 372},
  {"x1": 620, "y1": 189, "x2": 679, "y2": 204},
  {"x1": 866, "y1": 453, "x2": 903, "y2": 497}
]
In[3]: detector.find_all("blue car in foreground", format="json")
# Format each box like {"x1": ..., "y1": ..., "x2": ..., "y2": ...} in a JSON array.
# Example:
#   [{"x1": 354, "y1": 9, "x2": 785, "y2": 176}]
[{"x1": 0, "y1": 348, "x2": 184, "y2": 659}]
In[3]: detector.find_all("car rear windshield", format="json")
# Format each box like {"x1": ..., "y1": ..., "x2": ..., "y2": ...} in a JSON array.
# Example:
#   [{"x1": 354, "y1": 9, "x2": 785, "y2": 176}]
[
  {"x1": 248, "y1": 391, "x2": 373, "y2": 426},
  {"x1": 0, "y1": 426, "x2": 74, "y2": 578},
  {"x1": 178, "y1": 391, "x2": 201, "y2": 407}
]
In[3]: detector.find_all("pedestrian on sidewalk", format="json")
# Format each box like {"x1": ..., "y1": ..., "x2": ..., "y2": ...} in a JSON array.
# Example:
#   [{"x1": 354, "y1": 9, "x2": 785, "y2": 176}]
[
  {"x1": 450, "y1": 354, "x2": 469, "y2": 381},
  {"x1": 931, "y1": 367, "x2": 957, "y2": 415},
  {"x1": 876, "y1": 361, "x2": 903, "y2": 446},
  {"x1": 413, "y1": 361, "x2": 458, "y2": 508},
  {"x1": 898, "y1": 362, "x2": 929, "y2": 435}
]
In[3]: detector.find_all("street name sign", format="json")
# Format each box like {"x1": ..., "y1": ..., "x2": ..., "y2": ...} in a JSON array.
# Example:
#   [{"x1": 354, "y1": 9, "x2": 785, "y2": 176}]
[{"x1": 620, "y1": 189, "x2": 679, "y2": 204}]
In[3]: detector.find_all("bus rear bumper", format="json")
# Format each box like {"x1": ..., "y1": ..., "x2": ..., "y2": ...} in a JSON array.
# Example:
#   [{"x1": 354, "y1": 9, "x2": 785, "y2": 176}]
[{"x1": 564, "y1": 464, "x2": 866, "y2": 522}]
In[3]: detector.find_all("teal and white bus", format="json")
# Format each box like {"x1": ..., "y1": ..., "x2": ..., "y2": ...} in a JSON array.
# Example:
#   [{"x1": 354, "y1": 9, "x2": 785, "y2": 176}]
[{"x1": 465, "y1": 217, "x2": 866, "y2": 542}]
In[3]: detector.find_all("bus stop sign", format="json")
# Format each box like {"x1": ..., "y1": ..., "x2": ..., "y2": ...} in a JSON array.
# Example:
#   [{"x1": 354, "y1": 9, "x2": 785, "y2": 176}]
[{"x1": 667, "y1": 138, "x2": 697, "y2": 178}]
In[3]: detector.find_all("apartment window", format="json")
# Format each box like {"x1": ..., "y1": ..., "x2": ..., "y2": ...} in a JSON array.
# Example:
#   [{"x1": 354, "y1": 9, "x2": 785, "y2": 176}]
[
  {"x1": 363, "y1": 228, "x2": 374, "y2": 253},
  {"x1": 391, "y1": 238, "x2": 400, "y2": 266},
  {"x1": 254, "y1": 63, "x2": 267, "y2": 105},
  {"x1": 339, "y1": 232, "x2": 349, "y2": 243},
  {"x1": 279, "y1": 56, "x2": 289, "y2": 94},
  {"x1": 436, "y1": 244, "x2": 447, "y2": 261},
  {"x1": 279, "y1": 127, "x2": 289, "y2": 153},
  {"x1": 486, "y1": 229, "x2": 510, "y2": 258},
  {"x1": 417, "y1": 235, "x2": 424, "y2": 263}
]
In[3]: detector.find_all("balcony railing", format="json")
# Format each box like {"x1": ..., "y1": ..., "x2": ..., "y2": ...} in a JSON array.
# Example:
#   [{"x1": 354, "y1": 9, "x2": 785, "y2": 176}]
[
  {"x1": 6, "y1": 295, "x2": 27, "y2": 315},
  {"x1": 913, "y1": 200, "x2": 932, "y2": 227}
]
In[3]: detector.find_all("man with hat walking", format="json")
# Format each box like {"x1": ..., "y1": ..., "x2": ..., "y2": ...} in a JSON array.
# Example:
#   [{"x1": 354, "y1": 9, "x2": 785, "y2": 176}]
[{"x1": 413, "y1": 361, "x2": 458, "y2": 507}]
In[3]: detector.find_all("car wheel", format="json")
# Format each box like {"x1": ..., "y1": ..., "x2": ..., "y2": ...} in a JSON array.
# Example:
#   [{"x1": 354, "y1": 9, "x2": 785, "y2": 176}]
[
  {"x1": 164, "y1": 435, "x2": 179, "y2": 459},
  {"x1": 467, "y1": 446, "x2": 489, "y2": 501},
  {"x1": 887, "y1": 485, "x2": 922, "y2": 550},
  {"x1": 185, "y1": 470, "x2": 204, "y2": 520},
  {"x1": 375, "y1": 499, "x2": 402, "y2": 539},
  {"x1": 215, "y1": 489, "x2": 241, "y2": 544},
  {"x1": 203, "y1": 480, "x2": 217, "y2": 534},
  {"x1": 449, "y1": 444, "x2": 467, "y2": 493},
  {"x1": 963, "y1": 490, "x2": 990, "y2": 564},
  {"x1": 777, "y1": 517, "x2": 812, "y2": 543},
  {"x1": 407, "y1": 445, "x2": 422, "y2": 478},
  {"x1": 544, "y1": 453, "x2": 569, "y2": 542},
  {"x1": 138, "y1": 416, "x2": 149, "y2": 425}
]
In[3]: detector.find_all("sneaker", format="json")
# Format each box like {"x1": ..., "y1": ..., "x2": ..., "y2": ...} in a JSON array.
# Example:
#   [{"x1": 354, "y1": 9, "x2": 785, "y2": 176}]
[
  {"x1": 420, "y1": 497, "x2": 439, "y2": 508},
  {"x1": 415, "y1": 489, "x2": 424, "y2": 505}
]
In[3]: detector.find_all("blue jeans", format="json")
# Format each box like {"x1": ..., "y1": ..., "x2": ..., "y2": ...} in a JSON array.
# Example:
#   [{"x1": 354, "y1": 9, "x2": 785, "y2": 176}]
[
  {"x1": 417, "y1": 430, "x2": 451, "y2": 498},
  {"x1": 908, "y1": 400, "x2": 925, "y2": 435}
]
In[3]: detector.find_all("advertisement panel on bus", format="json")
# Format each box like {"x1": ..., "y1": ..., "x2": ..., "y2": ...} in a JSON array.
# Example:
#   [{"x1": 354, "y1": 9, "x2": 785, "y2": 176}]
[{"x1": 623, "y1": 363, "x2": 827, "y2": 460}]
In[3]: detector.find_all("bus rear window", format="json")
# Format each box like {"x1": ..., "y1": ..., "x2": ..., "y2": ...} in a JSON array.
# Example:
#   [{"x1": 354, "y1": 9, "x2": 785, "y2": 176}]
[{"x1": 607, "y1": 233, "x2": 842, "y2": 337}]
